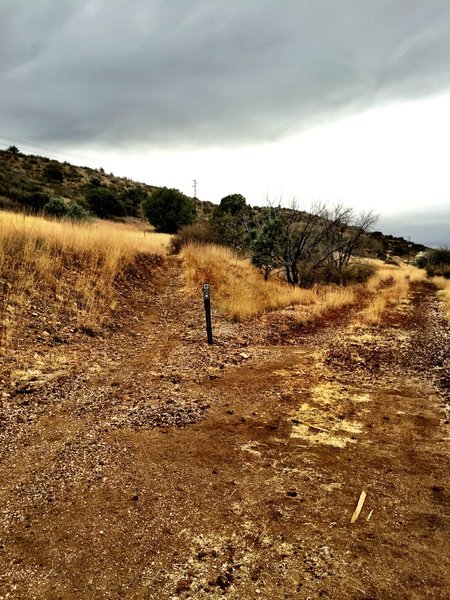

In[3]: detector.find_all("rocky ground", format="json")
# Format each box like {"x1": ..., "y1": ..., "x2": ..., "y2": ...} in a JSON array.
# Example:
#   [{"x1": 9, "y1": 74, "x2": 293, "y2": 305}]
[{"x1": 0, "y1": 256, "x2": 449, "y2": 599}]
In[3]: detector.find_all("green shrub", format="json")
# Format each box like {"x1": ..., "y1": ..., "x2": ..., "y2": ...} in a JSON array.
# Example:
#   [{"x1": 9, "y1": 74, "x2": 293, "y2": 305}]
[
  {"x1": 121, "y1": 186, "x2": 148, "y2": 217},
  {"x1": 44, "y1": 162, "x2": 64, "y2": 182},
  {"x1": 43, "y1": 197, "x2": 68, "y2": 218},
  {"x1": 86, "y1": 187, "x2": 125, "y2": 219},
  {"x1": 170, "y1": 222, "x2": 217, "y2": 254},
  {"x1": 66, "y1": 202, "x2": 91, "y2": 221},
  {"x1": 419, "y1": 248, "x2": 450, "y2": 278},
  {"x1": 415, "y1": 254, "x2": 427, "y2": 269},
  {"x1": 341, "y1": 262, "x2": 377, "y2": 284}
]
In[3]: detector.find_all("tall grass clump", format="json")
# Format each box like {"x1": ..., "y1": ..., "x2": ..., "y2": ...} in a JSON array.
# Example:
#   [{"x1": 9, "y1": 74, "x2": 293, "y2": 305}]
[
  {"x1": 0, "y1": 211, "x2": 170, "y2": 347},
  {"x1": 181, "y1": 243, "x2": 308, "y2": 320},
  {"x1": 433, "y1": 276, "x2": 450, "y2": 323}
]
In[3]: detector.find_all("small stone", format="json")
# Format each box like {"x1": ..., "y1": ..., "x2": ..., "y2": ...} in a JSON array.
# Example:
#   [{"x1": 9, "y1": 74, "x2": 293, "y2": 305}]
[
  {"x1": 131, "y1": 494, "x2": 139, "y2": 501},
  {"x1": 175, "y1": 579, "x2": 190, "y2": 593},
  {"x1": 287, "y1": 490, "x2": 297, "y2": 497},
  {"x1": 216, "y1": 574, "x2": 231, "y2": 589}
]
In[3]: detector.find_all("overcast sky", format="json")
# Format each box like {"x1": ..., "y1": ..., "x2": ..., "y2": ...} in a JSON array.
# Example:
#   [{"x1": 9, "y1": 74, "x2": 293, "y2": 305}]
[{"x1": 1, "y1": 0, "x2": 449, "y2": 246}]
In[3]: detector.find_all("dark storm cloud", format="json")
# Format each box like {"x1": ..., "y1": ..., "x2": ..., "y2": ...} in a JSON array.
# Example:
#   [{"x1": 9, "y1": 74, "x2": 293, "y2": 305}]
[{"x1": 1, "y1": 0, "x2": 450, "y2": 148}]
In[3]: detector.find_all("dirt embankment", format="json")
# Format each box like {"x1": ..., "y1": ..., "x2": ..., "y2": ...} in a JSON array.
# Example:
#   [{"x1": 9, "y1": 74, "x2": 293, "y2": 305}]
[{"x1": 0, "y1": 258, "x2": 449, "y2": 599}]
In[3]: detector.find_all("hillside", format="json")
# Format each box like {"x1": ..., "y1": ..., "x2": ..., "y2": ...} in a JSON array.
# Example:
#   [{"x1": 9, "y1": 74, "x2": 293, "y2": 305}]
[
  {"x1": 0, "y1": 147, "x2": 426, "y2": 257},
  {"x1": 0, "y1": 148, "x2": 159, "y2": 217}
]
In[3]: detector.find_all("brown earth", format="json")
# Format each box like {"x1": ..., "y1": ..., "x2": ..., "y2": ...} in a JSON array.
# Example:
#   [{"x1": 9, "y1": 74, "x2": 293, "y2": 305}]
[{"x1": 0, "y1": 257, "x2": 449, "y2": 599}]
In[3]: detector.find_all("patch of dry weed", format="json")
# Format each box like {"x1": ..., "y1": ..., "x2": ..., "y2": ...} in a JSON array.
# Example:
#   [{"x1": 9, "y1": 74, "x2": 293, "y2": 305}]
[
  {"x1": 182, "y1": 243, "x2": 361, "y2": 323},
  {"x1": 432, "y1": 276, "x2": 450, "y2": 322},
  {"x1": 181, "y1": 243, "x2": 311, "y2": 320},
  {"x1": 358, "y1": 261, "x2": 426, "y2": 325}
]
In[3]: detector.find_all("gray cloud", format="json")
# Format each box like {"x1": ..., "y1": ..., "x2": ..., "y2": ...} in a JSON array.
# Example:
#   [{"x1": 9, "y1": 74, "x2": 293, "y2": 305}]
[
  {"x1": 1, "y1": 0, "x2": 450, "y2": 148},
  {"x1": 378, "y1": 205, "x2": 450, "y2": 248}
]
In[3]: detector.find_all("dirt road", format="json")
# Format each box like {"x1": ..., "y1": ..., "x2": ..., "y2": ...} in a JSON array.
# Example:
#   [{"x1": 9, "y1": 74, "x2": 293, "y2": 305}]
[{"x1": 0, "y1": 258, "x2": 449, "y2": 599}]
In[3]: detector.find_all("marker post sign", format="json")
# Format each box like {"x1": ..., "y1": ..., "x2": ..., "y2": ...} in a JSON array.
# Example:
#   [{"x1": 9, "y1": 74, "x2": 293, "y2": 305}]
[{"x1": 203, "y1": 283, "x2": 213, "y2": 345}]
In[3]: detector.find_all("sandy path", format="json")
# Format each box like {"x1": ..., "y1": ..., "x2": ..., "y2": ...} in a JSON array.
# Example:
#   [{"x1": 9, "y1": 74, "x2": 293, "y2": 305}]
[{"x1": 0, "y1": 260, "x2": 449, "y2": 599}]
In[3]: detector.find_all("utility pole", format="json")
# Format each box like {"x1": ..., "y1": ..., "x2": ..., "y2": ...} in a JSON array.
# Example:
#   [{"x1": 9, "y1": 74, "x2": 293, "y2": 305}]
[{"x1": 193, "y1": 179, "x2": 197, "y2": 199}]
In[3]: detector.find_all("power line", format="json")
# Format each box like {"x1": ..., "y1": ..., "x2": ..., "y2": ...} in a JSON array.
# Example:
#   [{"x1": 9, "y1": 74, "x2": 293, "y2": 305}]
[{"x1": 0, "y1": 133, "x2": 102, "y2": 165}]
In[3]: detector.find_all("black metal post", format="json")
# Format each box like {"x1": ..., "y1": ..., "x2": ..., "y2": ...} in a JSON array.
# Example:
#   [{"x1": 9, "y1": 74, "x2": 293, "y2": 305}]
[{"x1": 203, "y1": 283, "x2": 213, "y2": 345}]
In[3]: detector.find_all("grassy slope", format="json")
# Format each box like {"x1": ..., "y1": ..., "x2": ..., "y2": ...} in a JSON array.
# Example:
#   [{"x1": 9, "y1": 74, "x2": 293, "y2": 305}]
[
  {"x1": 0, "y1": 150, "x2": 158, "y2": 211},
  {"x1": 0, "y1": 211, "x2": 170, "y2": 351}
]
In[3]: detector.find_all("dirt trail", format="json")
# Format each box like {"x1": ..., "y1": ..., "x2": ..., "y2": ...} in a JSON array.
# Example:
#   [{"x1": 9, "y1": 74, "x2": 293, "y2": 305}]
[{"x1": 0, "y1": 258, "x2": 449, "y2": 599}]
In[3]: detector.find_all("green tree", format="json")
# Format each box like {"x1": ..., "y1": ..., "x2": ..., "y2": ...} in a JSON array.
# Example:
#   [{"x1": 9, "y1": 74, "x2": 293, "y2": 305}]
[
  {"x1": 214, "y1": 193, "x2": 247, "y2": 217},
  {"x1": 6, "y1": 145, "x2": 20, "y2": 154},
  {"x1": 121, "y1": 186, "x2": 148, "y2": 217},
  {"x1": 211, "y1": 193, "x2": 253, "y2": 248},
  {"x1": 248, "y1": 201, "x2": 377, "y2": 287},
  {"x1": 86, "y1": 186, "x2": 125, "y2": 219},
  {"x1": 142, "y1": 187, "x2": 195, "y2": 233},
  {"x1": 250, "y1": 209, "x2": 288, "y2": 280}
]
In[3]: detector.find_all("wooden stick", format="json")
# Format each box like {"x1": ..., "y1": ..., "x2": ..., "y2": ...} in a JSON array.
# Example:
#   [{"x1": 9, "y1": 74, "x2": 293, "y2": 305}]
[
  {"x1": 350, "y1": 490, "x2": 367, "y2": 524},
  {"x1": 292, "y1": 419, "x2": 329, "y2": 433}
]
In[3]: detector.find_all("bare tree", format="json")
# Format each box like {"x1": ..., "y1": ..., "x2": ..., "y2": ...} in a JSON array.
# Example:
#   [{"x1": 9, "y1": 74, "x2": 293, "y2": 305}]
[
  {"x1": 303, "y1": 206, "x2": 378, "y2": 284},
  {"x1": 250, "y1": 200, "x2": 377, "y2": 287}
]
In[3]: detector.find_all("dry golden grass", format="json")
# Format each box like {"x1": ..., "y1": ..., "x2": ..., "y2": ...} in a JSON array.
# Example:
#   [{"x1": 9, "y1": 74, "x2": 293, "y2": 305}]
[
  {"x1": 0, "y1": 211, "x2": 169, "y2": 347},
  {"x1": 359, "y1": 260, "x2": 426, "y2": 325},
  {"x1": 181, "y1": 245, "x2": 448, "y2": 328},
  {"x1": 433, "y1": 276, "x2": 450, "y2": 322},
  {"x1": 181, "y1": 243, "x2": 307, "y2": 320},
  {"x1": 288, "y1": 285, "x2": 358, "y2": 325},
  {"x1": 181, "y1": 243, "x2": 360, "y2": 323}
]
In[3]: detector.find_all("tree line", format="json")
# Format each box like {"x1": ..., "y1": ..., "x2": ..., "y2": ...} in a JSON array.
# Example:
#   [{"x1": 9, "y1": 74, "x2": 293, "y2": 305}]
[
  {"x1": 155, "y1": 189, "x2": 378, "y2": 287},
  {"x1": 2, "y1": 146, "x2": 382, "y2": 286}
]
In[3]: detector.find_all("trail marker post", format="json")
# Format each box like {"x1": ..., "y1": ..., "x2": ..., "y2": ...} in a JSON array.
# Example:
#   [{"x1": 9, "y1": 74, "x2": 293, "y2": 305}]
[{"x1": 203, "y1": 283, "x2": 213, "y2": 345}]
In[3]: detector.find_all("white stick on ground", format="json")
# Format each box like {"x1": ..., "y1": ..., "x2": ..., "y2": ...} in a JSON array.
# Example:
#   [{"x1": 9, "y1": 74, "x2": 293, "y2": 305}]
[{"x1": 350, "y1": 490, "x2": 367, "y2": 524}]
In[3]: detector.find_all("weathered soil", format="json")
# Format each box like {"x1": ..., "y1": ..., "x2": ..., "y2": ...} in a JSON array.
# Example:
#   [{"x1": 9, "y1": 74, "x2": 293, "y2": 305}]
[{"x1": 0, "y1": 257, "x2": 449, "y2": 599}]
